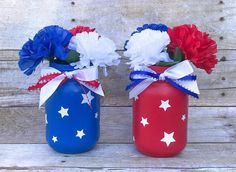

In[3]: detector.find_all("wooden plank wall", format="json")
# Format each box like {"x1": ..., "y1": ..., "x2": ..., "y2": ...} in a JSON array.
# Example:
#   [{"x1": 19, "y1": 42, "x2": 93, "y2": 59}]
[
  {"x1": 0, "y1": 0, "x2": 235, "y2": 148},
  {"x1": 0, "y1": 0, "x2": 236, "y2": 171}
]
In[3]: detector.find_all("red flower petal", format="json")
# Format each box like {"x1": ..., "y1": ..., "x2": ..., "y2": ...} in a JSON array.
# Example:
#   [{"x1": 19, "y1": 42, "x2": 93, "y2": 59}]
[
  {"x1": 168, "y1": 24, "x2": 218, "y2": 74},
  {"x1": 69, "y1": 26, "x2": 96, "y2": 36}
]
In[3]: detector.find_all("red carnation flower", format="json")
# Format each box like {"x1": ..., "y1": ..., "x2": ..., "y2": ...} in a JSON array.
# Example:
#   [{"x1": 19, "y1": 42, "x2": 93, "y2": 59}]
[
  {"x1": 168, "y1": 24, "x2": 218, "y2": 74},
  {"x1": 69, "y1": 26, "x2": 96, "y2": 36}
]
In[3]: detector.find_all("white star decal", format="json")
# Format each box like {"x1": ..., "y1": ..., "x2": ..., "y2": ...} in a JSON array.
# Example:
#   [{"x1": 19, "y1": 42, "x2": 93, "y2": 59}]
[
  {"x1": 161, "y1": 132, "x2": 176, "y2": 147},
  {"x1": 76, "y1": 129, "x2": 85, "y2": 139},
  {"x1": 58, "y1": 107, "x2": 69, "y2": 118},
  {"x1": 95, "y1": 112, "x2": 98, "y2": 118},
  {"x1": 140, "y1": 117, "x2": 149, "y2": 127},
  {"x1": 181, "y1": 114, "x2": 186, "y2": 121},
  {"x1": 81, "y1": 91, "x2": 94, "y2": 105},
  {"x1": 45, "y1": 114, "x2": 48, "y2": 124},
  {"x1": 52, "y1": 136, "x2": 58, "y2": 143},
  {"x1": 159, "y1": 100, "x2": 171, "y2": 111},
  {"x1": 133, "y1": 136, "x2": 135, "y2": 142}
]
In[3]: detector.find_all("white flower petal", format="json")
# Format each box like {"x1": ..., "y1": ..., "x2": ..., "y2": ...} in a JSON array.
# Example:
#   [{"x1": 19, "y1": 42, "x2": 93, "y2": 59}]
[
  {"x1": 68, "y1": 32, "x2": 120, "y2": 68},
  {"x1": 124, "y1": 29, "x2": 173, "y2": 68}
]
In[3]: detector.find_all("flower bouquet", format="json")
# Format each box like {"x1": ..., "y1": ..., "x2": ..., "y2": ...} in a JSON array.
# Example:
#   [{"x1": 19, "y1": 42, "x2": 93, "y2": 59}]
[
  {"x1": 125, "y1": 23, "x2": 217, "y2": 157},
  {"x1": 19, "y1": 25, "x2": 120, "y2": 154}
]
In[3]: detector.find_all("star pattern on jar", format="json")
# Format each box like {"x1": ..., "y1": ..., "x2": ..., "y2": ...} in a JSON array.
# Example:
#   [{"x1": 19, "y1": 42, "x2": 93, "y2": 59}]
[
  {"x1": 181, "y1": 114, "x2": 186, "y2": 121},
  {"x1": 140, "y1": 117, "x2": 149, "y2": 127},
  {"x1": 52, "y1": 136, "x2": 58, "y2": 143},
  {"x1": 58, "y1": 107, "x2": 69, "y2": 118},
  {"x1": 160, "y1": 132, "x2": 176, "y2": 147},
  {"x1": 134, "y1": 95, "x2": 189, "y2": 151},
  {"x1": 76, "y1": 129, "x2": 86, "y2": 139},
  {"x1": 45, "y1": 113, "x2": 48, "y2": 125},
  {"x1": 47, "y1": 90, "x2": 100, "y2": 147},
  {"x1": 159, "y1": 100, "x2": 171, "y2": 111},
  {"x1": 81, "y1": 91, "x2": 94, "y2": 106}
]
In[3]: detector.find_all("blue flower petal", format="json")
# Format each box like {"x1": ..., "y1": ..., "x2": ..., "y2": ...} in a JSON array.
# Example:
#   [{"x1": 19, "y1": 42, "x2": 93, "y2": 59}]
[
  {"x1": 18, "y1": 58, "x2": 42, "y2": 75},
  {"x1": 19, "y1": 25, "x2": 73, "y2": 75}
]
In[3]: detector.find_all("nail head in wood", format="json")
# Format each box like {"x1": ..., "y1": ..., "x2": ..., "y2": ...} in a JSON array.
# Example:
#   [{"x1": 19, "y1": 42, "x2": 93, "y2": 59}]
[
  {"x1": 219, "y1": 17, "x2": 225, "y2": 21},
  {"x1": 220, "y1": 56, "x2": 226, "y2": 61},
  {"x1": 219, "y1": 0, "x2": 224, "y2": 4}
]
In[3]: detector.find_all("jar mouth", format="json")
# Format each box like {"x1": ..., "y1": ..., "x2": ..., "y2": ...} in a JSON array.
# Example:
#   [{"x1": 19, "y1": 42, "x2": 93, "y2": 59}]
[
  {"x1": 50, "y1": 63, "x2": 75, "y2": 72},
  {"x1": 148, "y1": 65, "x2": 169, "y2": 73}
]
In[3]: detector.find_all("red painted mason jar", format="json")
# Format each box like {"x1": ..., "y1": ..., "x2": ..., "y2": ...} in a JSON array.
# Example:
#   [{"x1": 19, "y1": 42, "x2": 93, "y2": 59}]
[{"x1": 133, "y1": 65, "x2": 188, "y2": 157}]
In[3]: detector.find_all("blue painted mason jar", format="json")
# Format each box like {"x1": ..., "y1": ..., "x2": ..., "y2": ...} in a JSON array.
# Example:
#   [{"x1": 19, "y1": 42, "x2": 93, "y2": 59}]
[{"x1": 45, "y1": 63, "x2": 100, "y2": 154}]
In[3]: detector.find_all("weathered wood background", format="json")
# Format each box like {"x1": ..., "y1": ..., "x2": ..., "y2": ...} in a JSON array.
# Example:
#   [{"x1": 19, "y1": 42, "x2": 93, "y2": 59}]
[{"x1": 0, "y1": 0, "x2": 236, "y2": 171}]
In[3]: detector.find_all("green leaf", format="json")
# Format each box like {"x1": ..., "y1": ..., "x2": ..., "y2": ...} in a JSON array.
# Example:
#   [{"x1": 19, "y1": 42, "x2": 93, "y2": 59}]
[
  {"x1": 159, "y1": 48, "x2": 184, "y2": 67},
  {"x1": 51, "y1": 58, "x2": 68, "y2": 64},
  {"x1": 158, "y1": 61, "x2": 180, "y2": 67},
  {"x1": 65, "y1": 50, "x2": 80, "y2": 63},
  {"x1": 173, "y1": 47, "x2": 184, "y2": 62}
]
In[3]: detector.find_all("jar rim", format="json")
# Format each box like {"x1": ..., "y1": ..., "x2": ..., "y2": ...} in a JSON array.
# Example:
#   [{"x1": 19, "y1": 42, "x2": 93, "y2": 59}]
[
  {"x1": 148, "y1": 65, "x2": 169, "y2": 73},
  {"x1": 50, "y1": 63, "x2": 75, "y2": 72}
]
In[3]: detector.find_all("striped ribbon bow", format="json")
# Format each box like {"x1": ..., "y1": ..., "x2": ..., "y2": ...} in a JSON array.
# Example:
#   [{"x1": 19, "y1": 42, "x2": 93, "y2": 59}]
[
  {"x1": 126, "y1": 60, "x2": 200, "y2": 99},
  {"x1": 29, "y1": 66, "x2": 104, "y2": 107}
]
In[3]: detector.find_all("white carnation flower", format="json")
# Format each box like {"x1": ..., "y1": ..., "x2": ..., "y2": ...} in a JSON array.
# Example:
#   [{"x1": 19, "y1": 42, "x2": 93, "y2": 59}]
[
  {"x1": 68, "y1": 32, "x2": 120, "y2": 69},
  {"x1": 124, "y1": 29, "x2": 173, "y2": 68}
]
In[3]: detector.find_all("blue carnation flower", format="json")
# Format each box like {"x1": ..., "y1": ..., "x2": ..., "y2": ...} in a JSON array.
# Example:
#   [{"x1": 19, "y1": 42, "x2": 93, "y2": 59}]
[
  {"x1": 19, "y1": 25, "x2": 72, "y2": 75},
  {"x1": 124, "y1": 23, "x2": 168, "y2": 50}
]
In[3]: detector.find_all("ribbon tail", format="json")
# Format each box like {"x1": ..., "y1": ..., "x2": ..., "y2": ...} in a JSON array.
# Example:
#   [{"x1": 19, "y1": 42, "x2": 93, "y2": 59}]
[
  {"x1": 166, "y1": 78, "x2": 200, "y2": 98},
  {"x1": 129, "y1": 79, "x2": 154, "y2": 99},
  {"x1": 39, "y1": 75, "x2": 65, "y2": 107},
  {"x1": 79, "y1": 82, "x2": 105, "y2": 96},
  {"x1": 126, "y1": 79, "x2": 145, "y2": 91},
  {"x1": 175, "y1": 79, "x2": 200, "y2": 96},
  {"x1": 94, "y1": 84, "x2": 105, "y2": 96}
]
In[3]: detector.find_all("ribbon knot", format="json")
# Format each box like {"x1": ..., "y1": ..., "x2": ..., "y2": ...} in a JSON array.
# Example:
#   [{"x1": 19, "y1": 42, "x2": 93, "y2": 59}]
[
  {"x1": 64, "y1": 71, "x2": 74, "y2": 79},
  {"x1": 159, "y1": 73, "x2": 165, "y2": 80},
  {"x1": 29, "y1": 66, "x2": 104, "y2": 107},
  {"x1": 126, "y1": 60, "x2": 200, "y2": 99}
]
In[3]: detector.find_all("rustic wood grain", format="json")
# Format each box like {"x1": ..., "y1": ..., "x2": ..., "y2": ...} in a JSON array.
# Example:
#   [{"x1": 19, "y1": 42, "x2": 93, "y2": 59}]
[
  {"x1": 0, "y1": 107, "x2": 235, "y2": 144},
  {"x1": 0, "y1": 143, "x2": 236, "y2": 168},
  {"x1": 0, "y1": 168, "x2": 236, "y2": 172},
  {"x1": 0, "y1": 0, "x2": 235, "y2": 171},
  {"x1": 0, "y1": 169, "x2": 181, "y2": 172},
  {"x1": 0, "y1": 0, "x2": 235, "y2": 49}
]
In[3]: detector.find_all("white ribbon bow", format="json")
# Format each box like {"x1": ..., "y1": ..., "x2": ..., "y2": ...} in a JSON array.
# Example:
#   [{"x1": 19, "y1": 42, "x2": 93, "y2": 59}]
[
  {"x1": 129, "y1": 60, "x2": 200, "y2": 99},
  {"x1": 39, "y1": 66, "x2": 104, "y2": 107}
]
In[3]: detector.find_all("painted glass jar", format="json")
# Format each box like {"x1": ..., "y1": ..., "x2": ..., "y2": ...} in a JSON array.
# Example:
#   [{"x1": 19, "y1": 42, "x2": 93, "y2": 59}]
[
  {"x1": 133, "y1": 66, "x2": 188, "y2": 157},
  {"x1": 45, "y1": 63, "x2": 100, "y2": 154}
]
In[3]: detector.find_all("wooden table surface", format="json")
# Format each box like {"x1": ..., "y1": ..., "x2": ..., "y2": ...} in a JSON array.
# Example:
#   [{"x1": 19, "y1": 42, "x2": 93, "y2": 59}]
[{"x1": 0, "y1": 0, "x2": 236, "y2": 171}]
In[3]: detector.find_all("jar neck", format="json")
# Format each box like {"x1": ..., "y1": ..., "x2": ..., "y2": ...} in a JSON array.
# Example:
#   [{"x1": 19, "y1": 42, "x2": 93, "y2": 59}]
[
  {"x1": 148, "y1": 65, "x2": 169, "y2": 73},
  {"x1": 49, "y1": 63, "x2": 75, "y2": 72}
]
